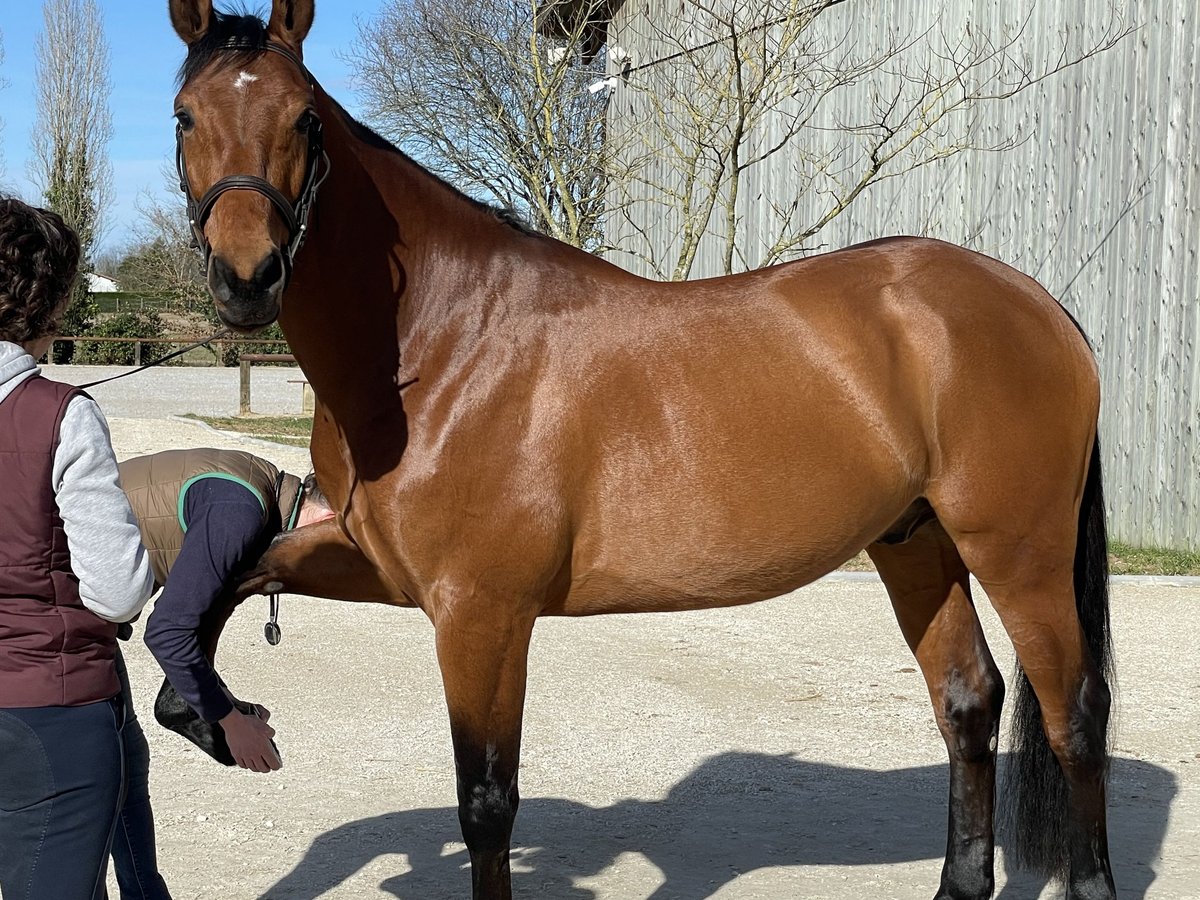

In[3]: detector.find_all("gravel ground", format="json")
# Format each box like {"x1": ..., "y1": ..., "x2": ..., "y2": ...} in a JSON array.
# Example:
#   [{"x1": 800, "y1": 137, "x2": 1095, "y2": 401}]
[
  {"x1": 49, "y1": 369, "x2": 1199, "y2": 900},
  {"x1": 47, "y1": 363, "x2": 307, "y2": 418}
]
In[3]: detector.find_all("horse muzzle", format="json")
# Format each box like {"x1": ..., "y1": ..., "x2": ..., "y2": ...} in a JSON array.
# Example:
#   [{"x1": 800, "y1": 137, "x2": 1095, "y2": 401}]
[{"x1": 208, "y1": 250, "x2": 287, "y2": 330}]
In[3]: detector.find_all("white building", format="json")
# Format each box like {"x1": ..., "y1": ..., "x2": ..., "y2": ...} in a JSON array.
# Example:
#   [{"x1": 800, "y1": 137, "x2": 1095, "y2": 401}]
[{"x1": 85, "y1": 273, "x2": 120, "y2": 293}]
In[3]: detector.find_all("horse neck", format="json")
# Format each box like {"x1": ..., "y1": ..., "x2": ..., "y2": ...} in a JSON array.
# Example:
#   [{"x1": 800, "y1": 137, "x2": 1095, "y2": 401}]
[{"x1": 282, "y1": 87, "x2": 518, "y2": 410}]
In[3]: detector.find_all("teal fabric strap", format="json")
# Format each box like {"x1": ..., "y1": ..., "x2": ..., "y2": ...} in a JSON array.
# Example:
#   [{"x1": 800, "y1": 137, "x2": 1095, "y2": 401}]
[
  {"x1": 285, "y1": 481, "x2": 304, "y2": 531},
  {"x1": 177, "y1": 473, "x2": 266, "y2": 532}
]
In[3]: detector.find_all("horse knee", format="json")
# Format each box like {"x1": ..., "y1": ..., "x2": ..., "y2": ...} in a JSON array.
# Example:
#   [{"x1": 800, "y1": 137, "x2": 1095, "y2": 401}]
[{"x1": 941, "y1": 666, "x2": 1004, "y2": 762}]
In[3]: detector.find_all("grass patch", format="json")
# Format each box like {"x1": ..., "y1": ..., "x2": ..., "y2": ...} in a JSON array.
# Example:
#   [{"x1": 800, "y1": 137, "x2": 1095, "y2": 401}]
[
  {"x1": 185, "y1": 414, "x2": 313, "y2": 447},
  {"x1": 839, "y1": 542, "x2": 1200, "y2": 576},
  {"x1": 1108, "y1": 541, "x2": 1200, "y2": 576}
]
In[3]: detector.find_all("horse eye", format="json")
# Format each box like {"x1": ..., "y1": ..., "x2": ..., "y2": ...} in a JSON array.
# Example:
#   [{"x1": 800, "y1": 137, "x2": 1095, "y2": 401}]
[
  {"x1": 175, "y1": 109, "x2": 194, "y2": 131},
  {"x1": 295, "y1": 111, "x2": 317, "y2": 134}
]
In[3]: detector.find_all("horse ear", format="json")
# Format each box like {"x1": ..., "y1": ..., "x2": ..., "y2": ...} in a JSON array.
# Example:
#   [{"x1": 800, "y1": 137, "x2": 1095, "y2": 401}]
[
  {"x1": 168, "y1": 0, "x2": 213, "y2": 44},
  {"x1": 267, "y1": 0, "x2": 315, "y2": 48}
]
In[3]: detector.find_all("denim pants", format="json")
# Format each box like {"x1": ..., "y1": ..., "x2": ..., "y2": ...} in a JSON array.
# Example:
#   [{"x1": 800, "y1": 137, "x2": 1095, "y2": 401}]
[
  {"x1": 109, "y1": 650, "x2": 172, "y2": 900},
  {"x1": 0, "y1": 697, "x2": 125, "y2": 900}
]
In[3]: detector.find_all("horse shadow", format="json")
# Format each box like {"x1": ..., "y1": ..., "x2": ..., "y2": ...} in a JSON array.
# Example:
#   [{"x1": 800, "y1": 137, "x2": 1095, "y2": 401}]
[{"x1": 259, "y1": 753, "x2": 1174, "y2": 899}]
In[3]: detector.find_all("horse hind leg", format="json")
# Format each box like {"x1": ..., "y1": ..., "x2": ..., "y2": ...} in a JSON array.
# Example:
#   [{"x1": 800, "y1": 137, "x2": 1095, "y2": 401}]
[
  {"x1": 946, "y1": 442, "x2": 1115, "y2": 900},
  {"x1": 968, "y1": 560, "x2": 1114, "y2": 899},
  {"x1": 868, "y1": 519, "x2": 1004, "y2": 900}
]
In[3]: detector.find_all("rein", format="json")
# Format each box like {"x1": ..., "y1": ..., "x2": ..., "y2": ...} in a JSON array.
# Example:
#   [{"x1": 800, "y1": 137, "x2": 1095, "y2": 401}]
[{"x1": 176, "y1": 41, "x2": 331, "y2": 278}]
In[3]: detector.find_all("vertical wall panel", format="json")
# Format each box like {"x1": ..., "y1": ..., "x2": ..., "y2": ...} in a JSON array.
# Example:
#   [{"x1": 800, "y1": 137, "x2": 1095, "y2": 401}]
[{"x1": 603, "y1": 0, "x2": 1199, "y2": 550}]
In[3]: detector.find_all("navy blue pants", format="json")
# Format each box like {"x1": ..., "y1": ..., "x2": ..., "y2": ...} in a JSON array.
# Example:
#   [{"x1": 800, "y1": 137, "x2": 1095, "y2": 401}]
[
  {"x1": 110, "y1": 651, "x2": 172, "y2": 900},
  {"x1": 0, "y1": 697, "x2": 125, "y2": 900}
]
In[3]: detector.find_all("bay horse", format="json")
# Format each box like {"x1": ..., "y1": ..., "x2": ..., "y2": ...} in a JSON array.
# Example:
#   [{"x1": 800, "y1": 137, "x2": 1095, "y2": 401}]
[{"x1": 166, "y1": 1, "x2": 1116, "y2": 897}]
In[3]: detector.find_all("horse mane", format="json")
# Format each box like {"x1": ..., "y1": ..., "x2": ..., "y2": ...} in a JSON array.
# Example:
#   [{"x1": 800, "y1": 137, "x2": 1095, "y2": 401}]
[
  {"x1": 324, "y1": 97, "x2": 542, "y2": 237},
  {"x1": 177, "y1": 10, "x2": 541, "y2": 237}
]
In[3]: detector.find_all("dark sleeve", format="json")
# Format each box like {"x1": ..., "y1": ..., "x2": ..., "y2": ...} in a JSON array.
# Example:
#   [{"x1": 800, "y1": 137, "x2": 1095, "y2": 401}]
[{"x1": 142, "y1": 477, "x2": 269, "y2": 723}]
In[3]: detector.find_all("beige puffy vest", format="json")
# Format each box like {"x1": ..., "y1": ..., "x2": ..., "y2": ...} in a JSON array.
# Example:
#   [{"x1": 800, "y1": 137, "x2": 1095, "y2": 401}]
[{"x1": 118, "y1": 448, "x2": 303, "y2": 587}]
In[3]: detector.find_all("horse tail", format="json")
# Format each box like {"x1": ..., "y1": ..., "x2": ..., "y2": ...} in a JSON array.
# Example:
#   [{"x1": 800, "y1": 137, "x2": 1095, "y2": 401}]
[{"x1": 1000, "y1": 435, "x2": 1112, "y2": 876}]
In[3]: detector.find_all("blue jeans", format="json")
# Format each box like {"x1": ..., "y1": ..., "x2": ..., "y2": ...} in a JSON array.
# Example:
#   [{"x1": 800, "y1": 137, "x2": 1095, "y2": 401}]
[
  {"x1": 0, "y1": 697, "x2": 125, "y2": 900},
  {"x1": 110, "y1": 650, "x2": 172, "y2": 900}
]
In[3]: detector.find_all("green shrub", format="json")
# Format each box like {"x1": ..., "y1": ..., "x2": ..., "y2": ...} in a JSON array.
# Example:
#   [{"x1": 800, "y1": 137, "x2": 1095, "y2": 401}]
[
  {"x1": 74, "y1": 312, "x2": 168, "y2": 365},
  {"x1": 51, "y1": 286, "x2": 99, "y2": 363},
  {"x1": 217, "y1": 322, "x2": 291, "y2": 366}
]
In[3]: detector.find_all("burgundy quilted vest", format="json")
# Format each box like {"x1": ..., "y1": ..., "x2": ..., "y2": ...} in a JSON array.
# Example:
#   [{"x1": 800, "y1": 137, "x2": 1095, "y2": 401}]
[{"x1": 0, "y1": 375, "x2": 120, "y2": 707}]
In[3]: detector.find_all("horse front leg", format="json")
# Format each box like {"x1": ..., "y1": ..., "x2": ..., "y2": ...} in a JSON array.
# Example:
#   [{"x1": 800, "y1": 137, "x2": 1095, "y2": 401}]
[
  {"x1": 433, "y1": 595, "x2": 536, "y2": 900},
  {"x1": 237, "y1": 518, "x2": 392, "y2": 603}
]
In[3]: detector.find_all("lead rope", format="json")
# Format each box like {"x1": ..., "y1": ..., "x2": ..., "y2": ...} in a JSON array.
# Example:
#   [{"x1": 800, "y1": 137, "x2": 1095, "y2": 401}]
[{"x1": 77, "y1": 328, "x2": 232, "y2": 389}]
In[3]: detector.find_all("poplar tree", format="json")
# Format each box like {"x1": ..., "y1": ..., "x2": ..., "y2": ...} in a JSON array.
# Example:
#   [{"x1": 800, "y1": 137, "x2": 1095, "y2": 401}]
[{"x1": 30, "y1": 0, "x2": 113, "y2": 355}]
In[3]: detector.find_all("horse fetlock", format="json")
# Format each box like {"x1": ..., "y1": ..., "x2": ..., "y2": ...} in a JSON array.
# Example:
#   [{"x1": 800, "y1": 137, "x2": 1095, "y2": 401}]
[
  {"x1": 1066, "y1": 867, "x2": 1117, "y2": 900},
  {"x1": 458, "y1": 775, "x2": 518, "y2": 850},
  {"x1": 938, "y1": 836, "x2": 994, "y2": 900},
  {"x1": 934, "y1": 877, "x2": 994, "y2": 900}
]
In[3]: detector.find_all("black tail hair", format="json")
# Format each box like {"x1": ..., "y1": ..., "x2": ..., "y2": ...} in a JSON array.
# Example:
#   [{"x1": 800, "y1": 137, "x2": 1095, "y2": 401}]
[{"x1": 999, "y1": 436, "x2": 1112, "y2": 876}]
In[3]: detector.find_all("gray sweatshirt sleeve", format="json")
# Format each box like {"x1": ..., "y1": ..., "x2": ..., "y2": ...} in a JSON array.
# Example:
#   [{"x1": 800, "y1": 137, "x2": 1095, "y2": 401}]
[{"x1": 51, "y1": 395, "x2": 155, "y2": 622}]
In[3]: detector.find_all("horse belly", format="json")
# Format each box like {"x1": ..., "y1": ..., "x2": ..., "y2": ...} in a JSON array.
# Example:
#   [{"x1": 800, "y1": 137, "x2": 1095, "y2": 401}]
[{"x1": 556, "y1": 431, "x2": 914, "y2": 616}]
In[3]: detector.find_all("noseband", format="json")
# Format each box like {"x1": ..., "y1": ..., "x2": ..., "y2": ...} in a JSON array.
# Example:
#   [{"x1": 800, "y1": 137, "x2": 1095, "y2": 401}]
[{"x1": 176, "y1": 41, "x2": 331, "y2": 277}]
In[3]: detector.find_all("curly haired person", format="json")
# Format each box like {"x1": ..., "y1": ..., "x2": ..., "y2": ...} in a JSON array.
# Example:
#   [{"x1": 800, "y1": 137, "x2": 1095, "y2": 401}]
[{"x1": 0, "y1": 195, "x2": 155, "y2": 900}]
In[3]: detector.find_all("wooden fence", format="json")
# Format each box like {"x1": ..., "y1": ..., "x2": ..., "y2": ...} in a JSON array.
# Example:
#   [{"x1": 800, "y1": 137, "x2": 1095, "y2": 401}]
[{"x1": 45, "y1": 336, "x2": 288, "y2": 367}]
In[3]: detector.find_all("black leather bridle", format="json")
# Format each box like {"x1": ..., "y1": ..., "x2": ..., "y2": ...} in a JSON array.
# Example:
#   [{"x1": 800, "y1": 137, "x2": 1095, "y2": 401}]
[{"x1": 175, "y1": 41, "x2": 331, "y2": 278}]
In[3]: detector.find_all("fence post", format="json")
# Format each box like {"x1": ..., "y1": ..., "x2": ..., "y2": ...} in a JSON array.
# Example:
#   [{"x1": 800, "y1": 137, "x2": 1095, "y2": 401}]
[
  {"x1": 239, "y1": 358, "x2": 251, "y2": 416},
  {"x1": 133, "y1": 341, "x2": 142, "y2": 366},
  {"x1": 44, "y1": 341, "x2": 54, "y2": 366}
]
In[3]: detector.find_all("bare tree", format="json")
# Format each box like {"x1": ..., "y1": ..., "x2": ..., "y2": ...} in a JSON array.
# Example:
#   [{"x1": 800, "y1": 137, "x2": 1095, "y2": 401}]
[
  {"x1": 601, "y1": 0, "x2": 1131, "y2": 279},
  {"x1": 348, "y1": 0, "x2": 626, "y2": 250},
  {"x1": 91, "y1": 247, "x2": 124, "y2": 278},
  {"x1": 30, "y1": 0, "x2": 114, "y2": 346},
  {"x1": 116, "y1": 172, "x2": 209, "y2": 313}
]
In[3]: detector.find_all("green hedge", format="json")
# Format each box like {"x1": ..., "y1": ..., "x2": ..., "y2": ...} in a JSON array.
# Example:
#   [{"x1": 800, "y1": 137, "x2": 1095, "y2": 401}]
[
  {"x1": 74, "y1": 312, "x2": 168, "y2": 365},
  {"x1": 216, "y1": 322, "x2": 291, "y2": 366}
]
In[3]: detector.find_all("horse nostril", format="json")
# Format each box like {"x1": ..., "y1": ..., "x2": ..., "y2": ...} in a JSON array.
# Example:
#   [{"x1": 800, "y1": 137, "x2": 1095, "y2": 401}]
[
  {"x1": 210, "y1": 255, "x2": 234, "y2": 285},
  {"x1": 208, "y1": 256, "x2": 236, "y2": 302},
  {"x1": 254, "y1": 252, "x2": 286, "y2": 290}
]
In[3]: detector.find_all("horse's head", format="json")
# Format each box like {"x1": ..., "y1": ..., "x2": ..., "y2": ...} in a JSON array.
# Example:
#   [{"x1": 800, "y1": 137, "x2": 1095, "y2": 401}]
[{"x1": 169, "y1": 0, "x2": 324, "y2": 331}]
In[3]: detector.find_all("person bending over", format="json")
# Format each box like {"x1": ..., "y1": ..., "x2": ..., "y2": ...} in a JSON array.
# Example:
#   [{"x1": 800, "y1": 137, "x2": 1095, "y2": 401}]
[
  {"x1": 109, "y1": 450, "x2": 333, "y2": 899},
  {"x1": 119, "y1": 449, "x2": 334, "y2": 771}
]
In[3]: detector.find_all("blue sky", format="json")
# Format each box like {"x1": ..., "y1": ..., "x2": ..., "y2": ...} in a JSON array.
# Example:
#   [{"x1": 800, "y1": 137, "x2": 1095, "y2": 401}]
[{"x1": 0, "y1": 1, "x2": 383, "y2": 257}]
